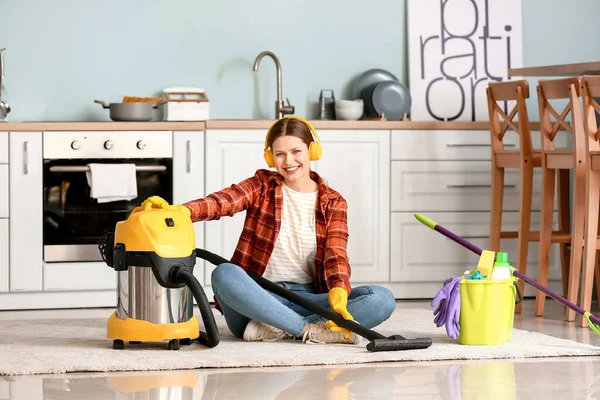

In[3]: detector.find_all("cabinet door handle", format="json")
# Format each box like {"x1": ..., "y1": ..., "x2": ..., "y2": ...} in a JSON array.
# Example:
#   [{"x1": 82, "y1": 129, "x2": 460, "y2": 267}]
[
  {"x1": 461, "y1": 235, "x2": 489, "y2": 240},
  {"x1": 186, "y1": 140, "x2": 191, "y2": 173},
  {"x1": 446, "y1": 184, "x2": 516, "y2": 189},
  {"x1": 23, "y1": 141, "x2": 29, "y2": 175},
  {"x1": 446, "y1": 143, "x2": 516, "y2": 148}
]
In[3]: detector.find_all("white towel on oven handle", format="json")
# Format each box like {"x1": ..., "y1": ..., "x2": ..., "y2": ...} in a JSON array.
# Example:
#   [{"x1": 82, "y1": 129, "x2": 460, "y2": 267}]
[{"x1": 85, "y1": 163, "x2": 138, "y2": 203}]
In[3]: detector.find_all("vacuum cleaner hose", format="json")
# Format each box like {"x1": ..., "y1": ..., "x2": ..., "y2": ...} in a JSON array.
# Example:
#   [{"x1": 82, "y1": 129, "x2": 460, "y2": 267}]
[
  {"x1": 194, "y1": 248, "x2": 433, "y2": 352},
  {"x1": 174, "y1": 268, "x2": 220, "y2": 348},
  {"x1": 195, "y1": 248, "x2": 229, "y2": 266}
]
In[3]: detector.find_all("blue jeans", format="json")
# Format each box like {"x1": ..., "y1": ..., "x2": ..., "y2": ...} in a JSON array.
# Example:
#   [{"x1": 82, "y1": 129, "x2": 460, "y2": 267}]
[{"x1": 211, "y1": 263, "x2": 396, "y2": 338}]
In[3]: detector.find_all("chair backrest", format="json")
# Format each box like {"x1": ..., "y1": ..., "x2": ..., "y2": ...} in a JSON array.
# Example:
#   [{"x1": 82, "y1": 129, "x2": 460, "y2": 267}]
[
  {"x1": 486, "y1": 80, "x2": 533, "y2": 158},
  {"x1": 581, "y1": 75, "x2": 600, "y2": 154},
  {"x1": 537, "y1": 77, "x2": 584, "y2": 156}
]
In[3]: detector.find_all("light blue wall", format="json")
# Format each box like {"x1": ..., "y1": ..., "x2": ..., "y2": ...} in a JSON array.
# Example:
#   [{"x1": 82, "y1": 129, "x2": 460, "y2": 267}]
[{"x1": 1, "y1": 0, "x2": 599, "y2": 122}]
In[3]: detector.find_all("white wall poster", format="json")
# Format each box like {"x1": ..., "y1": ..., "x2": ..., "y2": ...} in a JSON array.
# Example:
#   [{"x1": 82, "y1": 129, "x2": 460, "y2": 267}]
[{"x1": 407, "y1": 0, "x2": 523, "y2": 121}]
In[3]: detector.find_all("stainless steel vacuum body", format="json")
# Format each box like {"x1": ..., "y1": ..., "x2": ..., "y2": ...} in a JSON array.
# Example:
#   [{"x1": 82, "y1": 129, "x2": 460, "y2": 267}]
[{"x1": 116, "y1": 265, "x2": 194, "y2": 324}]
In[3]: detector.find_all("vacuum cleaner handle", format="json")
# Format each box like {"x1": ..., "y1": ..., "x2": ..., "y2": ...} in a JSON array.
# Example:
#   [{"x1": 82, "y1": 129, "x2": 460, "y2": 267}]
[
  {"x1": 246, "y1": 270, "x2": 387, "y2": 341},
  {"x1": 246, "y1": 271, "x2": 436, "y2": 352},
  {"x1": 195, "y1": 248, "x2": 433, "y2": 352}
]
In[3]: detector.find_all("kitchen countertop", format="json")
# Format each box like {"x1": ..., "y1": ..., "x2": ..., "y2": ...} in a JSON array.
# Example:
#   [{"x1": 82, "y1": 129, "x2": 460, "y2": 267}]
[
  {"x1": 509, "y1": 60, "x2": 600, "y2": 77},
  {"x1": 0, "y1": 121, "x2": 208, "y2": 131},
  {"x1": 203, "y1": 119, "x2": 493, "y2": 130},
  {"x1": 0, "y1": 119, "x2": 541, "y2": 131}
]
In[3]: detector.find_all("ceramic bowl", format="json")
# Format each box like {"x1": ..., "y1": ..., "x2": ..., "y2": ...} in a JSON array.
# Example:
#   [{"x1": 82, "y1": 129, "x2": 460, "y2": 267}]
[
  {"x1": 335, "y1": 100, "x2": 364, "y2": 121},
  {"x1": 335, "y1": 99, "x2": 364, "y2": 109}
]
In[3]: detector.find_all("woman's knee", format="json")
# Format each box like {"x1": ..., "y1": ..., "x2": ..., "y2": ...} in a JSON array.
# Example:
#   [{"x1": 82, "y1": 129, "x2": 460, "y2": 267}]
[
  {"x1": 373, "y1": 286, "x2": 396, "y2": 319},
  {"x1": 361, "y1": 285, "x2": 396, "y2": 323},
  {"x1": 211, "y1": 263, "x2": 245, "y2": 292}
]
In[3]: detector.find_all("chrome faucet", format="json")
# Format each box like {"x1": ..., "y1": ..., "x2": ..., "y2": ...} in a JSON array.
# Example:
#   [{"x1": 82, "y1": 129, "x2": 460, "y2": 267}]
[{"x1": 253, "y1": 51, "x2": 295, "y2": 119}]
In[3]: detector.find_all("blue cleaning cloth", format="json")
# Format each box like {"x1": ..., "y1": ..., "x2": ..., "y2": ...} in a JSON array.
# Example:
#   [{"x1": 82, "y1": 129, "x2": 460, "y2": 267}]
[{"x1": 466, "y1": 270, "x2": 487, "y2": 280}]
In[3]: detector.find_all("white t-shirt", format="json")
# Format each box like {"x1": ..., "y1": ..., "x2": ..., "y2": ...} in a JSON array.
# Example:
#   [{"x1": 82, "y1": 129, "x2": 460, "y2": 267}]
[{"x1": 263, "y1": 183, "x2": 318, "y2": 283}]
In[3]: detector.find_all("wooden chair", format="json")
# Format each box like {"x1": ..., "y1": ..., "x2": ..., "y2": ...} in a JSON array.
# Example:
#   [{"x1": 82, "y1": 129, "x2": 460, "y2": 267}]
[
  {"x1": 486, "y1": 80, "x2": 571, "y2": 314},
  {"x1": 578, "y1": 75, "x2": 600, "y2": 327},
  {"x1": 487, "y1": 80, "x2": 538, "y2": 314},
  {"x1": 536, "y1": 77, "x2": 586, "y2": 320}
]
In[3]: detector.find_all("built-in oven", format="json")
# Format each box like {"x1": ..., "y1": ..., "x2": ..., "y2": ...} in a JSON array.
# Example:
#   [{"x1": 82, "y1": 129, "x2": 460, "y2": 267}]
[{"x1": 42, "y1": 130, "x2": 173, "y2": 263}]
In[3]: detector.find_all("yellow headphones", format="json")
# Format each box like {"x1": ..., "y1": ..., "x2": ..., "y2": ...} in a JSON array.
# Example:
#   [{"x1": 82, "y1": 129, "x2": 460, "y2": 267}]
[{"x1": 263, "y1": 115, "x2": 322, "y2": 168}]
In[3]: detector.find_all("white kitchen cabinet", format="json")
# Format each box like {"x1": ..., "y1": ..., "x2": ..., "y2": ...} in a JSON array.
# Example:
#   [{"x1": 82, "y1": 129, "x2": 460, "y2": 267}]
[
  {"x1": 313, "y1": 130, "x2": 390, "y2": 283},
  {"x1": 390, "y1": 129, "x2": 567, "y2": 161},
  {"x1": 173, "y1": 130, "x2": 206, "y2": 285},
  {"x1": 204, "y1": 129, "x2": 391, "y2": 286},
  {"x1": 392, "y1": 129, "x2": 497, "y2": 161},
  {"x1": 388, "y1": 128, "x2": 567, "y2": 299},
  {"x1": 0, "y1": 132, "x2": 8, "y2": 163},
  {"x1": 0, "y1": 132, "x2": 8, "y2": 294},
  {"x1": 0, "y1": 165, "x2": 7, "y2": 218},
  {"x1": 390, "y1": 160, "x2": 551, "y2": 212},
  {"x1": 9, "y1": 132, "x2": 43, "y2": 292},
  {"x1": 43, "y1": 262, "x2": 115, "y2": 291},
  {"x1": 390, "y1": 211, "x2": 562, "y2": 298},
  {"x1": 204, "y1": 129, "x2": 267, "y2": 291},
  {"x1": 0, "y1": 219, "x2": 7, "y2": 292},
  {"x1": 0, "y1": 124, "x2": 567, "y2": 309}
]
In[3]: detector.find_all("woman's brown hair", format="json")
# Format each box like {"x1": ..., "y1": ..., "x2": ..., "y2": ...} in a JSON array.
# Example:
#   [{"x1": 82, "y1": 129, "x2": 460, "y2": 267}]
[{"x1": 266, "y1": 118, "x2": 314, "y2": 150}]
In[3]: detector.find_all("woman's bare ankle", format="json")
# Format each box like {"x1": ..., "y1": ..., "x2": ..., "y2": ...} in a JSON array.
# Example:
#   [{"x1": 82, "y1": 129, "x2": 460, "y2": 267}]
[{"x1": 301, "y1": 324, "x2": 310, "y2": 335}]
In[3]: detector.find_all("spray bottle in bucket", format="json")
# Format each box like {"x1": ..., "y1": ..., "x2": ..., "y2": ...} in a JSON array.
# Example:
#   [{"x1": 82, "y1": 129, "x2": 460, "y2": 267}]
[{"x1": 490, "y1": 252, "x2": 512, "y2": 280}]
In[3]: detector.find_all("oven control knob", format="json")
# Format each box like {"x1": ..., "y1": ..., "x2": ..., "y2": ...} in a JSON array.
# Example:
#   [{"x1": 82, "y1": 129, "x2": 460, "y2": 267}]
[
  {"x1": 70, "y1": 140, "x2": 81, "y2": 150},
  {"x1": 136, "y1": 140, "x2": 146, "y2": 150},
  {"x1": 104, "y1": 140, "x2": 114, "y2": 150}
]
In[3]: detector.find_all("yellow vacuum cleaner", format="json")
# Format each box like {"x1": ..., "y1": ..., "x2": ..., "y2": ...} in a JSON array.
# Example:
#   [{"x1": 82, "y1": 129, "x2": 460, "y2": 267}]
[
  {"x1": 98, "y1": 198, "x2": 219, "y2": 350},
  {"x1": 100, "y1": 197, "x2": 432, "y2": 353}
]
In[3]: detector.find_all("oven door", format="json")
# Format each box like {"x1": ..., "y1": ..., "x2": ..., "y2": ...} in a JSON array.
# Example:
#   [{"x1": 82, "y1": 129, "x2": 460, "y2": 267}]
[{"x1": 43, "y1": 158, "x2": 173, "y2": 262}]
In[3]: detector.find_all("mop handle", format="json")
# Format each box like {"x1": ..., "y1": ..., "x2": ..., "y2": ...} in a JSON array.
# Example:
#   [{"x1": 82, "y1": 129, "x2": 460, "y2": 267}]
[{"x1": 414, "y1": 214, "x2": 600, "y2": 327}]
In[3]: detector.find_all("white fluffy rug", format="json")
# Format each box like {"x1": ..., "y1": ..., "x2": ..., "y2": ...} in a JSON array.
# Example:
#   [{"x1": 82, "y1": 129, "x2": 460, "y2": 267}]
[{"x1": 0, "y1": 308, "x2": 598, "y2": 376}]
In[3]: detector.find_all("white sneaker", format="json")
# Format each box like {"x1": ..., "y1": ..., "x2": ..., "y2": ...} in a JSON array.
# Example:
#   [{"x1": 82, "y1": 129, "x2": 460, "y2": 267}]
[
  {"x1": 301, "y1": 322, "x2": 361, "y2": 345},
  {"x1": 243, "y1": 320, "x2": 295, "y2": 342}
]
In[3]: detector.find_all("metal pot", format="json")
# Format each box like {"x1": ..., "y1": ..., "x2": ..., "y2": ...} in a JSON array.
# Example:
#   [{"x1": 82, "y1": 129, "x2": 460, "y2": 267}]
[{"x1": 95, "y1": 100, "x2": 161, "y2": 122}]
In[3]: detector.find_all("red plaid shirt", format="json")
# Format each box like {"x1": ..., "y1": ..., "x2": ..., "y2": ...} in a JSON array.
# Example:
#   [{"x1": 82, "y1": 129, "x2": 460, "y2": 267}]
[{"x1": 183, "y1": 169, "x2": 352, "y2": 294}]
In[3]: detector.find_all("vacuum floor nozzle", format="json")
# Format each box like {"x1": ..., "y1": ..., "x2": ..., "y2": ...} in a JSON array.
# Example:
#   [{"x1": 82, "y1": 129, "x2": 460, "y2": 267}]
[{"x1": 367, "y1": 337, "x2": 433, "y2": 352}]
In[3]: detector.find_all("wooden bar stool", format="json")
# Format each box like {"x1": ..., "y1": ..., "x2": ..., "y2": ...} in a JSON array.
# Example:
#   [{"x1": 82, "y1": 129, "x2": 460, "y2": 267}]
[
  {"x1": 486, "y1": 80, "x2": 539, "y2": 314},
  {"x1": 486, "y1": 80, "x2": 571, "y2": 314},
  {"x1": 578, "y1": 75, "x2": 600, "y2": 327},
  {"x1": 536, "y1": 77, "x2": 586, "y2": 321}
]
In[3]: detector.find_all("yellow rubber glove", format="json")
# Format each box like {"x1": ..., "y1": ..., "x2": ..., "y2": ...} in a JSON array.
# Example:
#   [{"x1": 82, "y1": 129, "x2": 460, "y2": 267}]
[
  {"x1": 172, "y1": 204, "x2": 192, "y2": 219},
  {"x1": 142, "y1": 195, "x2": 170, "y2": 210},
  {"x1": 326, "y1": 287, "x2": 354, "y2": 339},
  {"x1": 131, "y1": 196, "x2": 191, "y2": 219}
]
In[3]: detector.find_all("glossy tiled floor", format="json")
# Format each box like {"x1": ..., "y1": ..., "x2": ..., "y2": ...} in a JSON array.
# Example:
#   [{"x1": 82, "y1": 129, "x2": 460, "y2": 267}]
[{"x1": 1, "y1": 299, "x2": 599, "y2": 399}]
